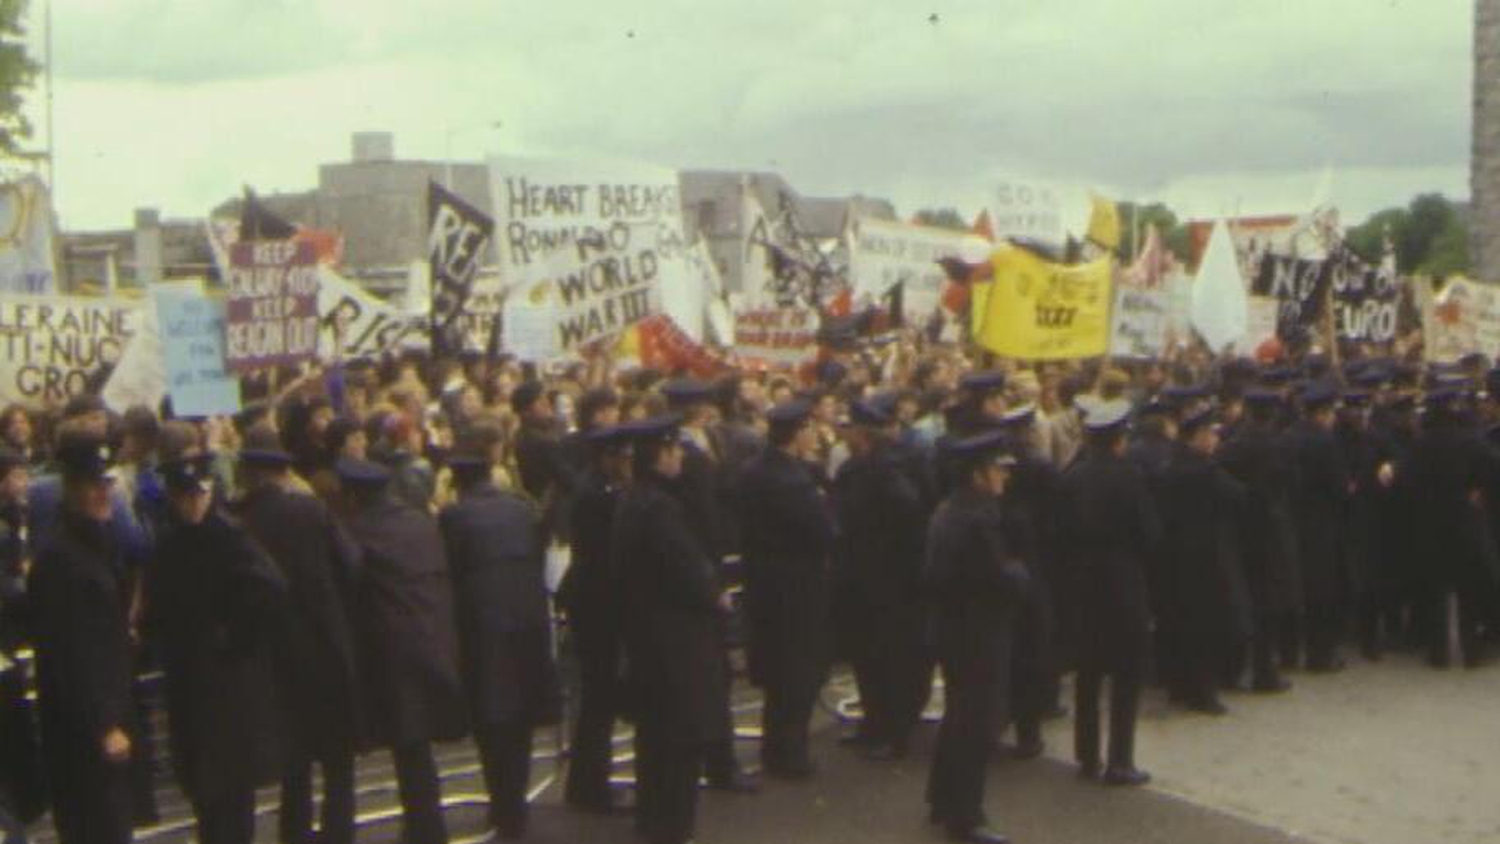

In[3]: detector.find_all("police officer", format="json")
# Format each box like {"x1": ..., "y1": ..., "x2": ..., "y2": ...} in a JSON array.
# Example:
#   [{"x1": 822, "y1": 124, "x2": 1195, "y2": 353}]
[
  {"x1": 145, "y1": 450, "x2": 288, "y2": 844},
  {"x1": 234, "y1": 425, "x2": 361, "y2": 844},
  {"x1": 27, "y1": 427, "x2": 135, "y2": 844},
  {"x1": 738, "y1": 400, "x2": 835, "y2": 779},
  {"x1": 339, "y1": 458, "x2": 468, "y2": 844},
  {"x1": 612, "y1": 416, "x2": 731, "y2": 844},
  {"x1": 440, "y1": 448, "x2": 561, "y2": 839},
  {"x1": 993, "y1": 404, "x2": 1062, "y2": 757},
  {"x1": 0, "y1": 445, "x2": 37, "y2": 844},
  {"x1": 924, "y1": 430, "x2": 1026, "y2": 844},
  {"x1": 559, "y1": 424, "x2": 633, "y2": 813},
  {"x1": 1402, "y1": 386, "x2": 1500, "y2": 667},
  {"x1": 1059, "y1": 400, "x2": 1159, "y2": 786},
  {"x1": 1159, "y1": 406, "x2": 1252, "y2": 713},
  {"x1": 1286, "y1": 382, "x2": 1354, "y2": 672},
  {"x1": 1217, "y1": 389, "x2": 1302, "y2": 692},
  {"x1": 831, "y1": 398, "x2": 932, "y2": 758}
]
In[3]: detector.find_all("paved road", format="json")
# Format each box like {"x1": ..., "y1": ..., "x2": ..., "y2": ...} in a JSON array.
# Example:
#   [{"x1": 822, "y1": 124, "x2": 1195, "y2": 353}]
[{"x1": 30, "y1": 649, "x2": 1499, "y2": 844}]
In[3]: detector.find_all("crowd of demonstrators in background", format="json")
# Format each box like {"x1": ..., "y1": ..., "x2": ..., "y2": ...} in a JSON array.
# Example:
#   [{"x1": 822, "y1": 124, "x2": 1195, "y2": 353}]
[{"x1": 2, "y1": 323, "x2": 1500, "y2": 844}]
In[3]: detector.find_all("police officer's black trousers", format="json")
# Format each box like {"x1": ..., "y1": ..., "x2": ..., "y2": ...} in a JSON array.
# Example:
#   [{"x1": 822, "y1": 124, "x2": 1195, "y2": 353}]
[
  {"x1": 47, "y1": 749, "x2": 132, "y2": 844},
  {"x1": 634, "y1": 718, "x2": 704, "y2": 844},
  {"x1": 1074, "y1": 668, "x2": 1140, "y2": 770},
  {"x1": 566, "y1": 629, "x2": 621, "y2": 808},
  {"x1": 703, "y1": 646, "x2": 742, "y2": 783},
  {"x1": 391, "y1": 742, "x2": 448, "y2": 844},
  {"x1": 280, "y1": 749, "x2": 356, "y2": 844},
  {"x1": 760, "y1": 671, "x2": 820, "y2": 772},
  {"x1": 476, "y1": 721, "x2": 534, "y2": 834},
  {"x1": 928, "y1": 644, "x2": 1009, "y2": 833},
  {"x1": 192, "y1": 786, "x2": 256, "y2": 844},
  {"x1": 1304, "y1": 603, "x2": 1345, "y2": 668},
  {"x1": 1251, "y1": 610, "x2": 1290, "y2": 686}
]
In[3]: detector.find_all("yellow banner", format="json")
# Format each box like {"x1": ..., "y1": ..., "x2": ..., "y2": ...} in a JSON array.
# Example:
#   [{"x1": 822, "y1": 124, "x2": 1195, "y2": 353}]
[{"x1": 972, "y1": 246, "x2": 1113, "y2": 359}]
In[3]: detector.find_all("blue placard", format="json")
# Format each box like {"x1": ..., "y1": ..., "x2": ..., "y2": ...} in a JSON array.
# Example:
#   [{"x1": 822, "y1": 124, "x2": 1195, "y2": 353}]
[{"x1": 154, "y1": 286, "x2": 240, "y2": 417}]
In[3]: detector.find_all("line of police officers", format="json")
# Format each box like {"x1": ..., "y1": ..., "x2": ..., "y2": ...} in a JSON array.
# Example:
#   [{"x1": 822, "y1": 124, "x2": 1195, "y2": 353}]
[{"x1": 6, "y1": 355, "x2": 1500, "y2": 844}]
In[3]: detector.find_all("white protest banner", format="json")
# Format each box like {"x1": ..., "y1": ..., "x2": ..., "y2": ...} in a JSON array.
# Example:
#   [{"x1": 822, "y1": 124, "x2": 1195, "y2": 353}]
[
  {"x1": 0, "y1": 177, "x2": 57, "y2": 294},
  {"x1": 658, "y1": 239, "x2": 718, "y2": 344},
  {"x1": 317, "y1": 266, "x2": 427, "y2": 360},
  {"x1": 989, "y1": 180, "x2": 1065, "y2": 245},
  {"x1": 1190, "y1": 221, "x2": 1249, "y2": 353},
  {"x1": 101, "y1": 305, "x2": 164, "y2": 413},
  {"x1": 489, "y1": 156, "x2": 685, "y2": 354},
  {"x1": 154, "y1": 283, "x2": 239, "y2": 417},
  {"x1": 501, "y1": 283, "x2": 561, "y2": 362},
  {"x1": 733, "y1": 306, "x2": 820, "y2": 369},
  {"x1": 849, "y1": 218, "x2": 990, "y2": 324},
  {"x1": 1424, "y1": 277, "x2": 1500, "y2": 363},
  {"x1": 1109, "y1": 286, "x2": 1171, "y2": 358},
  {"x1": 0, "y1": 295, "x2": 141, "y2": 407}
]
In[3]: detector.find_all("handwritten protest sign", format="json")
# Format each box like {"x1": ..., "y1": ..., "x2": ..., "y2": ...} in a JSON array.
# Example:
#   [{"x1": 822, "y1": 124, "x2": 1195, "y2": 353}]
[
  {"x1": 988, "y1": 181, "x2": 1065, "y2": 244},
  {"x1": 1110, "y1": 286, "x2": 1172, "y2": 358},
  {"x1": 427, "y1": 181, "x2": 496, "y2": 354},
  {"x1": 0, "y1": 295, "x2": 140, "y2": 406},
  {"x1": 317, "y1": 266, "x2": 426, "y2": 360},
  {"x1": 154, "y1": 284, "x2": 239, "y2": 417},
  {"x1": 849, "y1": 218, "x2": 990, "y2": 324},
  {"x1": 226, "y1": 240, "x2": 319, "y2": 370},
  {"x1": 0, "y1": 177, "x2": 57, "y2": 294},
  {"x1": 1424, "y1": 277, "x2": 1500, "y2": 363},
  {"x1": 489, "y1": 156, "x2": 685, "y2": 357},
  {"x1": 733, "y1": 306, "x2": 820, "y2": 368}
]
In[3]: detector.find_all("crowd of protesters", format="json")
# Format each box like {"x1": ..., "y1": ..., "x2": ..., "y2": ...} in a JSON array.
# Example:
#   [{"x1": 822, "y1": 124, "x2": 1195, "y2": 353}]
[{"x1": 1, "y1": 325, "x2": 1499, "y2": 844}]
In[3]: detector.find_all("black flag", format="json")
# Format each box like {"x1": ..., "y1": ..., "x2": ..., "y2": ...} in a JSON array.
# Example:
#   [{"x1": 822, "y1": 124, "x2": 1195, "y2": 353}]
[
  {"x1": 240, "y1": 188, "x2": 298, "y2": 241},
  {"x1": 427, "y1": 181, "x2": 495, "y2": 356}
]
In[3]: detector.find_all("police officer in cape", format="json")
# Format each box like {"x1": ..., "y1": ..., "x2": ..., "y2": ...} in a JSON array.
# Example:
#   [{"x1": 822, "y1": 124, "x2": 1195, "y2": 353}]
[
  {"x1": 142, "y1": 448, "x2": 288, "y2": 844},
  {"x1": 830, "y1": 396, "x2": 933, "y2": 759},
  {"x1": 439, "y1": 445, "x2": 562, "y2": 839},
  {"x1": 338, "y1": 457, "x2": 469, "y2": 844},
  {"x1": 1158, "y1": 405, "x2": 1253, "y2": 713},
  {"x1": 233, "y1": 424, "x2": 362, "y2": 844},
  {"x1": 1059, "y1": 399, "x2": 1159, "y2": 786},
  {"x1": 559, "y1": 422, "x2": 634, "y2": 814},
  {"x1": 923, "y1": 428, "x2": 1028, "y2": 844},
  {"x1": 737, "y1": 399, "x2": 835, "y2": 779},
  {"x1": 1216, "y1": 388, "x2": 1301, "y2": 693},
  {"x1": 26, "y1": 426, "x2": 137, "y2": 844},
  {"x1": 611, "y1": 415, "x2": 733, "y2": 844}
]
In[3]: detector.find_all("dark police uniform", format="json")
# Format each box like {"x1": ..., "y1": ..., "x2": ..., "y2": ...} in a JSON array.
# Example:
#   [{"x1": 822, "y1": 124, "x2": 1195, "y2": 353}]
[
  {"x1": 1159, "y1": 416, "x2": 1253, "y2": 711},
  {"x1": 612, "y1": 418, "x2": 727, "y2": 844},
  {"x1": 1058, "y1": 401, "x2": 1159, "y2": 784},
  {"x1": 737, "y1": 401, "x2": 835, "y2": 778},
  {"x1": 146, "y1": 454, "x2": 288, "y2": 844},
  {"x1": 559, "y1": 430, "x2": 631, "y2": 812},
  {"x1": 341, "y1": 459, "x2": 468, "y2": 844},
  {"x1": 1217, "y1": 394, "x2": 1303, "y2": 690},
  {"x1": 236, "y1": 448, "x2": 362, "y2": 844},
  {"x1": 439, "y1": 465, "x2": 561, "y2": 838},
  {"x1": 923, "y1": 431, "x2": 1025, "y2": 844},
  {"x1": 28, "y1": 442, "x2": 135, "y2": 844},
  {"x1": 1286, "y1": 385, "x2": 1355, "y2": 671},
  {"x1": 831, "y1": 400, "x2": 932, "y2": 756}
]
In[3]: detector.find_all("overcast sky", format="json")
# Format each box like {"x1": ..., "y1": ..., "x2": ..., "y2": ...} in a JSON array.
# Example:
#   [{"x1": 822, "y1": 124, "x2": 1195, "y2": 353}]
[{"x1": 20, "y1": 0, "x2": 1476, "y2": 231}]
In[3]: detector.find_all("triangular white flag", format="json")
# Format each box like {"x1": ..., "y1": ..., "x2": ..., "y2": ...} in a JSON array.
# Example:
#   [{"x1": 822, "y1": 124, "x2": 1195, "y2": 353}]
[{"x1": 1191, "y1": 221, "x2": 1249, "y2": 353}]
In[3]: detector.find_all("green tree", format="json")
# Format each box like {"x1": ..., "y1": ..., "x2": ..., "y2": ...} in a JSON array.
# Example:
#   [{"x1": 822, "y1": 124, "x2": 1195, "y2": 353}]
[
  {"x1": 0, "y1": 0, "x2": 38, "y2": 155},
  {"x1": 912, "y1": 207, "x2": 969, "y2": 231},
  {"x1": 1344, "y1": 193, "x2": 1469, "y2": 277},
  {"x1": 1117, "y1": 201, "x2": 1192, "y2": 264}
]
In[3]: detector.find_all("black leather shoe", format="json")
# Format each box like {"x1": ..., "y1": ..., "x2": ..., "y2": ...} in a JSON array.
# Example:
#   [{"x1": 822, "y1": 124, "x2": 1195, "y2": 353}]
[
  {"x1": 765, "y1": 759, "x2": 817, "y2": 780},
  {"x1": 1103, "y1": 766, "x2": 1151, "y2": 787},
  {"x1": 705, "y1": 771, "x2": 761, "y2": 794},
  {"x1": 864, "y1": 741, "x2": 908, "y2": 761},
  {"x1": 1184, "y1": 697, "x2": 1229, "y2": 716},
  {"x1": 1077, "y1": 761, "x2": 1100, "y2": 780},
  {"x1": 946, "y1": 825, "x2": 1010, "y2": 843},
  {"x1": 1251, "y1": 676, "x2": 1291, "y2": 693},
  {"x1": 1012, "y1": 739, "x2": 1045, "y2": 760}
]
